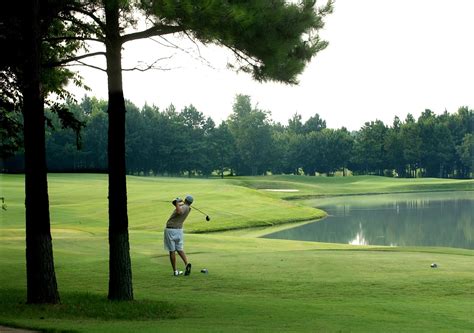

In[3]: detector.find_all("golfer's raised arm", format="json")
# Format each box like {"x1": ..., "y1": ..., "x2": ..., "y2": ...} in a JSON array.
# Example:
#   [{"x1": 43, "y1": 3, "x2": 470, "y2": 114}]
[{"x1": 175, "y1": 201, "x2": 183, "y2": 214}]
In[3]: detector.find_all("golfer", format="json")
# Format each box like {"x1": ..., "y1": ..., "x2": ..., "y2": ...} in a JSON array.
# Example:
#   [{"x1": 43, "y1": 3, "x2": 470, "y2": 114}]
[{"x1": 164, "y1": 195, "x2": 193, "y2": 276}]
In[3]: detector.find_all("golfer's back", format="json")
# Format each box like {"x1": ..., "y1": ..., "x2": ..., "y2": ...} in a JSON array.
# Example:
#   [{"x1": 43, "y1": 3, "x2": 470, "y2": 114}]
[{"x1": 166, "y1": 204, "x2": 190, "y2": 229}]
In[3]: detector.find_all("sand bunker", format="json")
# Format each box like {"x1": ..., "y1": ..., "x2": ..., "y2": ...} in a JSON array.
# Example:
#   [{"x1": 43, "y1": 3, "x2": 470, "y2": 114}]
[{"x1": 261, "y1": 189, "x2": 299, "y2": 192}]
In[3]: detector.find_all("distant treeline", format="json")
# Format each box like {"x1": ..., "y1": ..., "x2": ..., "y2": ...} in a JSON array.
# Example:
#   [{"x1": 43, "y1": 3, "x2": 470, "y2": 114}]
[{"x1": 1, "y1": 95, "x2": 472, "y2": 178}]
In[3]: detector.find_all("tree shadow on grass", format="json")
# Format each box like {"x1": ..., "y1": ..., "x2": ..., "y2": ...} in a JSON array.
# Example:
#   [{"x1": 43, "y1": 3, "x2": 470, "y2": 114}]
[{"x1": 0, "y1": 288, "x2": 179, "y2": 322}]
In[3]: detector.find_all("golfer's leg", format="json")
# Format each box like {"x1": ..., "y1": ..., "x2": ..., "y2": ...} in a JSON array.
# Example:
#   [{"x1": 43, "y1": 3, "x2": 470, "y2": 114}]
[
  {"x1": 169, "y1": 251, "x2": 177, "y2": 271},
  {"x1": 177, "y1": 250, "x2": 188, "y2": 266}
]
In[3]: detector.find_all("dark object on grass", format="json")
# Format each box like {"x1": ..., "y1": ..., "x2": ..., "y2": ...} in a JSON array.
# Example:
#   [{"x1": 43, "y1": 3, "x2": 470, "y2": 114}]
[
  {"x1": 201, "y1": 269, "x2": 208, "y2": 274},
  {"x1": 430, "y1": 263, "x2": 438, "y2": 268}
]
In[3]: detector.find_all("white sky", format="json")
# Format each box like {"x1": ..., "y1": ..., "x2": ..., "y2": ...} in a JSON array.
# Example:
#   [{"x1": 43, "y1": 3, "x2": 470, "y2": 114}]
[{"x1": 69, "y1": 0, "x2": 474, "y2": 130}]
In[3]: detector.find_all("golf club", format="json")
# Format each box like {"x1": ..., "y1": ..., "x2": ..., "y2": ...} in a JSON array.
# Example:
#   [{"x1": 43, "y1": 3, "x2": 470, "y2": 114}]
[
  {"x1": 157, "y1": 200, "x2": 211, "y2": 221},
  {"x1": 192, "y1": 206, "x2": 211, "y2": 221}
]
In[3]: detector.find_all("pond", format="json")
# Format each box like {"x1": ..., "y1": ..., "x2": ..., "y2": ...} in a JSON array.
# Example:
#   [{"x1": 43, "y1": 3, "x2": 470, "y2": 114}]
[{"x1": 263, "y1": 191, "x2": 474, "y2": 249}]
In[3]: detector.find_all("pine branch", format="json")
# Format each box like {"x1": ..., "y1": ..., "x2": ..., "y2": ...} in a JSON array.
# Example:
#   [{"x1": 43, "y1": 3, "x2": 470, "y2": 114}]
[
  {"x1": 220, "y1": 41, "x2": 261, "y2": 68},
  {"x1": 44, "y1": 51, "x2": 106, "y2": 68},
  {"x1": 121, "y1": 25, "x2": 184, "y2": 44},
  {"x1": 43, "y1": 36, "x2": 104, "y2": 43},
  {"x1": 122, "y1": 55, "x2": 174, "y2": 72},
  {"x1": 63, "y1": 61, "x2": 106, "y2": 73},
  {"x1": 64, "y1": 5, "x2": 106, "y2": 32},
  {"x1": 58, "y1": 15, "x2": 105, "y2": 40}
]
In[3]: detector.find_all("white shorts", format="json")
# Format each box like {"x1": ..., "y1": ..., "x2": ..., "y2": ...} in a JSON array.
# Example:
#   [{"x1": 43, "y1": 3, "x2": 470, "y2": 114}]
[{"x1": 164, "y1": 228, "x2": 184, "y2": 252}]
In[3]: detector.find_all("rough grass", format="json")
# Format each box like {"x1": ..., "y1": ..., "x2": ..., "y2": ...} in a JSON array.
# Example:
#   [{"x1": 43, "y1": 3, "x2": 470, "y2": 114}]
[{"x1": 0, "y1": 174, "x2": 473, "y2": 332}]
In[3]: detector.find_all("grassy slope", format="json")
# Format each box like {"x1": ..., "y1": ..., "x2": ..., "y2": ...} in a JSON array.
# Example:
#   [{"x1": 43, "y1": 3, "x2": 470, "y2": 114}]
[
  {"x1": 0, "y1": 174, "x2": 326, "y2": 234},
  {"x1": 0, "y1": 174, "x2": 473, "y2": 332},
  {"x1": 231, "y1": 175, "x2": 474, "y2": 199}
]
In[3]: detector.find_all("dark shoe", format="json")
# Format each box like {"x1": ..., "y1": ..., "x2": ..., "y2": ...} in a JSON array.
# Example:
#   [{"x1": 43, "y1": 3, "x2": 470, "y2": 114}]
[{"x1": 185, "y1": 263, "x2": 192, "y2": 276}]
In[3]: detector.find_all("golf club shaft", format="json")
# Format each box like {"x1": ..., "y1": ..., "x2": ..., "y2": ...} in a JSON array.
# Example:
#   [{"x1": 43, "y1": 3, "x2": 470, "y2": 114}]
[
  {"x1": 192, "y1": 205, "x2": 208, "y2": 217},
  {"x1": 157, "y1": 200, "x2": 209, "y2": 218}
]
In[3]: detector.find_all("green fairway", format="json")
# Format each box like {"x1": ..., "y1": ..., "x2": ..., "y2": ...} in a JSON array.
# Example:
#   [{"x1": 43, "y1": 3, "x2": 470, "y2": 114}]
[
  {"x1": 0, "y1": 174, "x2": 326, "y2": 234},
  {"x1": 0, "y1": 174, "x2": 473, "y2": 332},
  {"x1": 231, "y1": 174, "x2": 474, "y2": 200}
]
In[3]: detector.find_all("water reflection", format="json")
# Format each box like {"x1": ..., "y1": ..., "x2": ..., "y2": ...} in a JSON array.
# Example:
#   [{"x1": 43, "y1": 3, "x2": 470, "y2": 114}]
[
  {"x1": 349, "y1": 227, "x2": 368, "y2": 246},
  {"x1": 263, "y1": 191, "x2": 474, "y2": 249}
]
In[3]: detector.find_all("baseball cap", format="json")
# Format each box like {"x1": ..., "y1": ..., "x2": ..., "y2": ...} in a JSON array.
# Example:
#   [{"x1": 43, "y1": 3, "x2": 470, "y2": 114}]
[{"x1": 185, "y1": 195, "x2": 194, "y2": 204}]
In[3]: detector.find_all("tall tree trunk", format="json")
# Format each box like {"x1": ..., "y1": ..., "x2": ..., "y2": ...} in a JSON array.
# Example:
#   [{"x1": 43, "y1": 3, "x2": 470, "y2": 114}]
[
  {"x1": 23, "y1": 0, "x2": 60, "y2": 304},
  {"x1": 105, "y1": 0, "x2": 133, "y2": 301}
]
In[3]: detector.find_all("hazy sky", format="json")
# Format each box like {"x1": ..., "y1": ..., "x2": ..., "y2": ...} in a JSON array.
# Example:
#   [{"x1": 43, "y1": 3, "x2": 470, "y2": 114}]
[{"x1": 69, "y1": 0, "x2": 474, "y2": 130}]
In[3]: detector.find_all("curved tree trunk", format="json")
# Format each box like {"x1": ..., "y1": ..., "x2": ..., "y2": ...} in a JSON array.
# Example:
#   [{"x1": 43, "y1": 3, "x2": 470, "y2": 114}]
[
  {"x1": 23, "y1": 0, "x2": 60, "y2": 304},
  {"x1": 105, "y1": 0, "x2": 133, "y2": 301}
]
